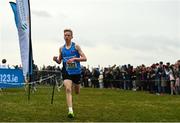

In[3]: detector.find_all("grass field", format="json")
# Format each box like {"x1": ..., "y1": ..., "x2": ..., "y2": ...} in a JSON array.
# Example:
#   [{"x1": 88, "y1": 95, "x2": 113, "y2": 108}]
[{"x1": 0, "y1": 86, "x2": 180, "y2": 122}]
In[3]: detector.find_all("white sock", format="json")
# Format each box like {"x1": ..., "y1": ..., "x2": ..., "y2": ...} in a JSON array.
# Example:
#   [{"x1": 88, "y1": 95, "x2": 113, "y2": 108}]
[{"x1": 68, "y1": 107, "x2": 73, "y2": 113}]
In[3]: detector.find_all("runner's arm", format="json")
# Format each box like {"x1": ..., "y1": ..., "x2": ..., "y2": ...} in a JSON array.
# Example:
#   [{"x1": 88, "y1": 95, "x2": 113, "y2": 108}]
[
  {"x1": 74, "y1": 44, "x2": 87, "y2": 62},
  {"x1": 66, "y1": 44, "x2": 87, "y2": 63}
]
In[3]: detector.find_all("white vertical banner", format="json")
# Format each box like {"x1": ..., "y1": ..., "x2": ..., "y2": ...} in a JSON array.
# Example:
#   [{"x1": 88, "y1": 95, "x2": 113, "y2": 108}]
[
  {"x1": 10, "y1": 0, "x2": 31, "y2": 77},
  {"x1": 16, "y1": 0, "x2": 30, "y2": 77}
]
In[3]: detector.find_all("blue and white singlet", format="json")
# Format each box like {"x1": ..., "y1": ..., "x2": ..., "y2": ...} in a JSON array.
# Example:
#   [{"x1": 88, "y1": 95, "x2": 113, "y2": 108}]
[{"x1": 61, "y1": 42, "x2": 81, "y2": 75}]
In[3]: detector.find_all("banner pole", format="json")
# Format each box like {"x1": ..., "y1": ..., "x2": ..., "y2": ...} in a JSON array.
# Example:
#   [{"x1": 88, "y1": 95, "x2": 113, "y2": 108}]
[
  {"x1": 51, "y1": 76, "x2": 56, "y2": 104},
  {"x1": 28, "y1": 0, "x2": 33, "y2": 101},
  {"x1": 28, "y1": 75, "x2": 31, "y2": 101}
]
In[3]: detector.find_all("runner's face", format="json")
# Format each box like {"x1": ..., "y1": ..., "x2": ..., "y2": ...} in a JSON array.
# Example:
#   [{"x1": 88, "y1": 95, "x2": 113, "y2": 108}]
[{"x1": 64, "y1": 31, "x2": 72, "y2": 42}]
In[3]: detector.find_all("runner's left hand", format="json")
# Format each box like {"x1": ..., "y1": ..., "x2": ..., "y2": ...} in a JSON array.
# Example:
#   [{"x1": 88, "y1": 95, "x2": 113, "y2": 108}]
[{"x1": 67, "y1": 58, "x2": 76, "y2": 63}]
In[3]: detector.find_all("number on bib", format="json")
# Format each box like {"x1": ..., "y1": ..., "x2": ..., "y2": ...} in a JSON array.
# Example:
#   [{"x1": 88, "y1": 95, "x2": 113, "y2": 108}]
[{"x1": 66, "y1": 62, "x2": 77, "y2": 69}]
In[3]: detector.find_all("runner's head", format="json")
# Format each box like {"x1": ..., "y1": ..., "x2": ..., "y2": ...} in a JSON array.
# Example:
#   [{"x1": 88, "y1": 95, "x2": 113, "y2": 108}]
[{"x1": 64, "y1": 29, "x2": 73, "y2": 42}]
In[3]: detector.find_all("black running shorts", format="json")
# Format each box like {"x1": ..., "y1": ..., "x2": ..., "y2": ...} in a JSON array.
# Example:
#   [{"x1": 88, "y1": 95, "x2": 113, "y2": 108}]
[{"x1": 62, "y1": 71, "x2": 81, "y2": 84}]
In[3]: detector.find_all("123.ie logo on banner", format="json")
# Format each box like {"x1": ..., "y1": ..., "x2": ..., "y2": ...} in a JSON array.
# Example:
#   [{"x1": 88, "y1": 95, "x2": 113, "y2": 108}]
[{"x1": 0, "y1": 68, "x2": 24, "y2": 88}]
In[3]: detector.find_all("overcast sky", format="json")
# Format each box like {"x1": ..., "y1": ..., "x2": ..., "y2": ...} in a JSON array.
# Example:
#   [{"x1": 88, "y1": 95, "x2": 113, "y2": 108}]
[{"x1": 0, "y1": 0, "x2": 180, "y2": 68}]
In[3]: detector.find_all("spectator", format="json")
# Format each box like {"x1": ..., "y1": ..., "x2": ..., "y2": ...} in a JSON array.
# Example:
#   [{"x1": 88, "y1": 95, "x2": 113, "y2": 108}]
[
  {"x1": 0, "y1": 59, "x2": 9, "y2": 69},
  {"x1": 91, "y1": 68, "x2": 100, "y2": 88},
  {"x1": 0, "y1": 59, "x2": 9, "y2": 91},
  {"x1": 131, "y1": 68, "x2": 137, "y2": 91},
  {"x1": 98, "y1": 71, "x2": 104, "y2": 89},
  {"x1": 175, "y1": 74, "x2": 180, "y2": 94},
  {"x1": 82, "y1": 67, "x2": 91, "y2": 87},
  {"x1": 166, "y1": 65, "x2": 176, "y2": 95}
]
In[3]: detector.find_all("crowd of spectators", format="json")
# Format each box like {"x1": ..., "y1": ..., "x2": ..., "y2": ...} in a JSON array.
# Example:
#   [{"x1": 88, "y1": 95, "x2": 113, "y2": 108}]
[
  {"x1": 81, "y1": 60, "x2": 180, "y2": 95},
  {"x1": 1, "y1": 59, "x2": 180, "y2": 95}
]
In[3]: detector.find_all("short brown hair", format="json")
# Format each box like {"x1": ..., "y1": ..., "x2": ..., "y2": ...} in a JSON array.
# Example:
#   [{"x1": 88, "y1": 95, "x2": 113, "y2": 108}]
[{"x1": 64, "y1": 29, "x2": 73, "y2": 36}]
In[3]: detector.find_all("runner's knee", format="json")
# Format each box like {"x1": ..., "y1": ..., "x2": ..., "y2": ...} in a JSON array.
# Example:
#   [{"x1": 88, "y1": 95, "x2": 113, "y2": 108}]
[{"x1": 66, "y1": 87, "x2": 72, "y2": 93}]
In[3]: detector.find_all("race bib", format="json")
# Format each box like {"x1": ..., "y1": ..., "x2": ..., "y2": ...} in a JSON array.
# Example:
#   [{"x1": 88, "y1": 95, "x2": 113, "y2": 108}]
[{"x1": 66, "y1": 62, "x2": 77, "y2": 69}]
